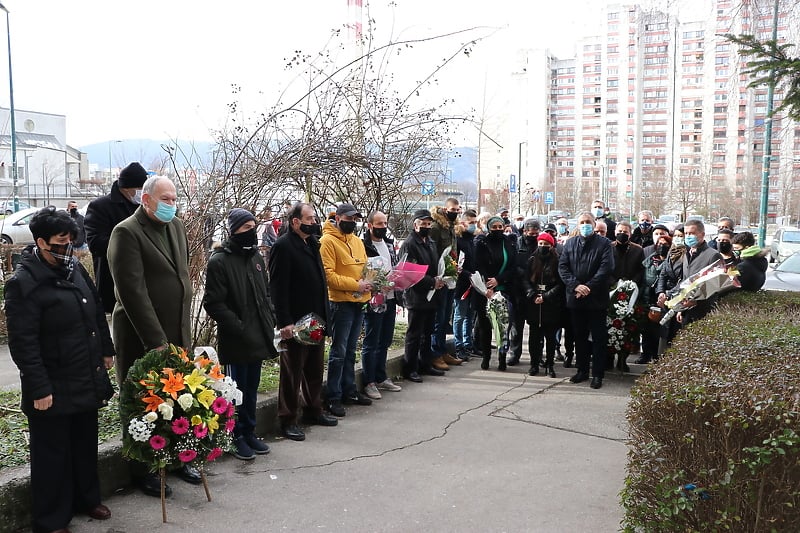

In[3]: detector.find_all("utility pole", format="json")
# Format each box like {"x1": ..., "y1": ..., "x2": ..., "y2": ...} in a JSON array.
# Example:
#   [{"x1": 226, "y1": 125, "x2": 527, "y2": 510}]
[{"x1": 758, "y1": 0, "x2": 780, "y2": 248}]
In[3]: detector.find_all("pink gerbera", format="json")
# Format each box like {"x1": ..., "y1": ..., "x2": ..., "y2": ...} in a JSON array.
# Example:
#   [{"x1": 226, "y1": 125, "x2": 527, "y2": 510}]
[
  {"x1": 149, "y1": 435, "x2": 166, "y2": 450},
  {"x1": 211, "y1": 397, "x2": 229, "y2": 415},
  {"x1": 172, "y1": 417, "x2": 190, "y2": 435},
  {"x1": 225, "y1": 418, "x2": 235, "y2": 433},
  {"x1": 207, "y1": 447, "x2": 223, "y2": 461},
  {"x1": 226, "y1": 404, "x2": 235, "y2": 418},
  {"x1": 178, "y1": 449, "x2": 197, "y2": 463},
  {"x1": 193, "y1": 424, "x2": 208, "y2": 439}
]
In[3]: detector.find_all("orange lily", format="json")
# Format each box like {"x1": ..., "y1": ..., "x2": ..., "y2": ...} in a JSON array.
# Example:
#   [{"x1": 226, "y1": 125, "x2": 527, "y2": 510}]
[
  {"x1": 194, "y1": 356, "x2": 213, "y2": 369},
  {"x1": 209, "y1": 365, "x2": 224, "y2": 380},
  {"x1": 142, "y1": 391, "x2": 165, "y2": 412},
  {"x1": 160, "y1": 368, "x2": 185, "y2": 399}
]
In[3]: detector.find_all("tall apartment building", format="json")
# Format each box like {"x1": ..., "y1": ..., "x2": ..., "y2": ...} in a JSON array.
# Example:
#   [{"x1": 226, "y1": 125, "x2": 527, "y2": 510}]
[{"x1": 486, "y1": 0, "x2": 800, "y2": 224}]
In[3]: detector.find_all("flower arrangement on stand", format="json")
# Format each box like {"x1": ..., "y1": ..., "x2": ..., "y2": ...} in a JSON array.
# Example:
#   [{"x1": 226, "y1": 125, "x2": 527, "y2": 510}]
[
  {"x1": 119, "y1": 344, "x2": 242, "y2": 522},
  {"x1": 607, "y1": 279, "x2": 644, "y2": 371}
]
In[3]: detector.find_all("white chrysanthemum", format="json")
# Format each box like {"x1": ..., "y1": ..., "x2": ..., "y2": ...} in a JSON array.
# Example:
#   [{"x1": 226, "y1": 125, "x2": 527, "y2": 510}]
[{"x1": 128, "y1": 418, "x2": 154, "y2": 442}]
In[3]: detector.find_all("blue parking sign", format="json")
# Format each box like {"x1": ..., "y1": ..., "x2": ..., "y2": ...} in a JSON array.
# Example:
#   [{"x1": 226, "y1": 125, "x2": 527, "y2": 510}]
[
  {"x1": 544, "y1": 191, "x2": 554, "y2": 205},
  {"x1": 509, "y1": 174, "x2": 517, "y2": 193},
  {"x1": 421, "y1": 180, "x2": 435, "y2": 195}
]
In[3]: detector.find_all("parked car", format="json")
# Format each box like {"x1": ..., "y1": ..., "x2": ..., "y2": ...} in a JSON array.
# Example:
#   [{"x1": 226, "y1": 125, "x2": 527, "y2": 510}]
[
  {"x1": 764, "y1": 251, "x2": 800, "y2": 292},
  {"x1": 769, "y1": 227, "x2": 800, "y2": 264},
  {"x1": 0, "y1": 207, "x2": 38, "y2": 245},
  {"x1": 0, "y1": 199, "x2": 32, "y2": 215}
]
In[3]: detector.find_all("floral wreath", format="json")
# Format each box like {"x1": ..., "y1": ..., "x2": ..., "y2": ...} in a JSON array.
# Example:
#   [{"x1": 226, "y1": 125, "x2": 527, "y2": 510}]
[
  {"x1": 119, "y1": 344, "x2": 242, "y2": 473},
  {"x1": 607, "y1": 280, "x2": 645, "y2": 359}
]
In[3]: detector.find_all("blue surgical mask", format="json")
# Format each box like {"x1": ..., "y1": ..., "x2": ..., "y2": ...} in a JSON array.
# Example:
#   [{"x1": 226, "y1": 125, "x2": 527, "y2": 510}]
[
  {"x1": 592, "y1": 207, "x2": 604, "y2": 218},
  {"x1": 557, "y1": 224, "x2": 568, "y2": 234},
  {"x1": 673, "y1": 236, "x2": 684, "y2": 246},
  {"x1": 154, "y1": 201, "x2": 177, "y2": 223},
  {"x1": 684, "y1": 235, "x2": 698, "y2": 247},
  {"x1": 132, "y1": 189, "x2": 143, "y2": 205},
  {"x1": 466, "y1": 223, "x2": 476, "y2": 234},
  {"x1": 579, "y1": 224, "x2": 593, "y2": 238}
]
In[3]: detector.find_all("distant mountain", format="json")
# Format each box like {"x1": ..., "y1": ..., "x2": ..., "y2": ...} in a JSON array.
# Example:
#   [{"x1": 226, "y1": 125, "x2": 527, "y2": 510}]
[
  {"x1": 79, "y1": 139, "x2": 216, "y2": 171},
  {"x1": 79, "y1": 140, "x2": 477, "y2": 182}
]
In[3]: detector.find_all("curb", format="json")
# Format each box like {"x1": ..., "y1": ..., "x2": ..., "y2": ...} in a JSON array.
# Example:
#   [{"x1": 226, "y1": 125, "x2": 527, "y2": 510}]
[{"x1": 0, "y1": 350, "x2": 407, "y2": 531}]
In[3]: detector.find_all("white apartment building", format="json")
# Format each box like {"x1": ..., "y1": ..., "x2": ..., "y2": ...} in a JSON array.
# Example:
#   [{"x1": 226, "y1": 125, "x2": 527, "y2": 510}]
[{"x1": 483, "y1": 0, "x2": 800, "y2": 224}]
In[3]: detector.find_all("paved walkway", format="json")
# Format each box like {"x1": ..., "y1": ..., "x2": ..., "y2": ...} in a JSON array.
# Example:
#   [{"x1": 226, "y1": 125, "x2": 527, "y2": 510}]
[{"x1": 56, "y1": 356, "x2": 637, "y2": 533}]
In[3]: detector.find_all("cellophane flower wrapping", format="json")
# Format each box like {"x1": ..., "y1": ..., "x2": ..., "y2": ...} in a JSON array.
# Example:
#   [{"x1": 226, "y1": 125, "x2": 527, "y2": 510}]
[
  {"x1": 386, "y1": 255, "x2": 428, "y2": 290},
  {"x1": 291, "y1": 313, "x2": 326, "y2": 345},
  {"x1": 428, "y1": 245, "x2": 453, "y2": 301},
  {"x1": 119, "y1": 344, "x2": 240, "y2": 472},
  {"x1": 659, "y1": 259, "x2": 741, "y2": 325},
  {"x1": 486, "y1": 291, "x2": 510, "y2": 348},
  {"x1": 607, "y1": 279, "x2": 645, "y2": 358}
]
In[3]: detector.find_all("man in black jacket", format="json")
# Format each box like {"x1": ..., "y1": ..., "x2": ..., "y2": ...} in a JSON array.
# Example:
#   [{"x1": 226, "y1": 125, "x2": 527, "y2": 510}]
[
  {"x1": 558, "y1": 212, "x2": 615, "y2": 389},
  {"x1": 398, "y1": 209, "x2": 445, "y2": 383},
  {"x1": 85, "y1": 162, "x2": 147, "y2": 312},
  {"x1": 203, "y1": 208, "x2": 279, "y2": 460},
  {"x1": 508, "y1": 218, "x2": 541, "y2": 366},
  {"x1": 592, "y1": 199, "x2": 616, "y2": 239},
  {"x1": 269, "y1": 203, "x2": 338, "y2": 442}
]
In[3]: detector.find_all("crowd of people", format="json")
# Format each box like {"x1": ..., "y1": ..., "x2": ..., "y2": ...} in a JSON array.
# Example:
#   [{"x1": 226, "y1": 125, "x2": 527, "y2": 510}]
[{"x1": 2, "y1": 161, "x2": 769, "y2": 532}]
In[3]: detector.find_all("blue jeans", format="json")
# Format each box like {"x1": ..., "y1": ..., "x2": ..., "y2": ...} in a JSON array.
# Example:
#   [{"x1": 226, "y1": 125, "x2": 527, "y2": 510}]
[
  {"x1": 226, "y1": 361, "x2": 262, "y2": 438},
  {"x1": 431, "y1": 288, "x2": 455, "y2": 356},
  {"x1": 452, "y1": 296, "x2": 474, "y2": 352},
  {"x1": 361, "y1": 300, "x2": 396, "y2": 385},
  {"x1": 325, "y1": 301, "x2": 365, "y2": 401}
]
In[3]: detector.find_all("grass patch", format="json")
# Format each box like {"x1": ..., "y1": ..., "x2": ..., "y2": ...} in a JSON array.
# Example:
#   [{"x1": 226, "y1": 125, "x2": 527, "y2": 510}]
[{"x1": 258, "y1": 359, "x2": 281, "y2": 393}]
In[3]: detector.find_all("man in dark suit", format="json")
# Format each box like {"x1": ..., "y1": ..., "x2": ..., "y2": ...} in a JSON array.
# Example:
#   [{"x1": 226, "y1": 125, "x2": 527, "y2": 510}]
[
  {"x1": 270, "y1": 203, "x2": 338, "y2": 442},
  {"x1": 85, "y1": 162, "x2": 147, "y2": 312},
  {"x1": 107, "y1": 175, "x2": 198, "y2": 497}
]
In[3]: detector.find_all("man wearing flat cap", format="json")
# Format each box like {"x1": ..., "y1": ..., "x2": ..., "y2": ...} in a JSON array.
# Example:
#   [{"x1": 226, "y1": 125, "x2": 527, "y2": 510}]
[
  {"x1": 398, "y1": 209, "x2": 446, "y2": 383},
  {"x1": 85, "y1": 162, "x2": 148, "y2": 312},
  {"x1": 320, "y1": 203, "x2": 373, "y2": 417},
  {"x1": 203, "y1": 208, "x2": 278, "y2": 461}
]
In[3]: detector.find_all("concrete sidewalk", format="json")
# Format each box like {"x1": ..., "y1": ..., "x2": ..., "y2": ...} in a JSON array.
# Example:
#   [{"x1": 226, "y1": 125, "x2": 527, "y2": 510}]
[{"x1": 12, "y1": 354, "x2": 637, "y2": 533}]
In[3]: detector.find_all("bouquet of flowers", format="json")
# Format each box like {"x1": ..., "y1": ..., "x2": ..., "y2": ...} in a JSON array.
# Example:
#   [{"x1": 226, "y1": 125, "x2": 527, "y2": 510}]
[
  {"x1": 119, "y1": 344, "x2": 241, "y2": 519},
  {"x1": 357, "y1": 256, "x2": 395, "y2": 312},
  {"x1": 659, "y1": 259, "x2": 740, "y2": 326},
  {"x1": 428, "y1": 245, "x2": 456, "y2": 301},
  {"x1": 387, "y1": 255, "x2": 428, "y2": 290},
  {"x1": 291, "y1": 313, "x2": 326, "y2": 345},
  {"x1": 607, "y1": 279, "x2": 643, "y2": 360},
  {"x1": 486, "y1": 291, "x2": 510, "y2": 350}
]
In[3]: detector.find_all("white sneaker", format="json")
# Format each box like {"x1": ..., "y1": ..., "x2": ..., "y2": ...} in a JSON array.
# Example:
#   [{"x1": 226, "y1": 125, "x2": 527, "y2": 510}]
[
  {"x1": 377, "y1": 378, "x2": 402, "y2": 392},
  {"x1": 363, "y1": 382, "x2": 382, "y2": 400}
]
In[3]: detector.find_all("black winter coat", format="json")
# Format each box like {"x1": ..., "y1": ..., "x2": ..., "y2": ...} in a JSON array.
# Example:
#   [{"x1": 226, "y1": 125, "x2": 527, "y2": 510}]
[
  {"x1": 268, "y1": 229, "x2": 330, "y2": 330},
  {"x1": 558, "y1": 233, "x2": 615, "y2": 310},
  {"x1": 455, "y1": 231, "x2": 476, "y2": 299},
  {"x1": 5, "y1": 248, "x2": 115, "y2": 417},
  {"x1": 475, "y1": 233, "x2": 517, "y2": 293},
  {"x1": 203, "y1": 240, "x2": 278, "y2": 364},
  {"x1": 397, "y1": 232, "x2": 441, "y2": 310},
  {"x1": 84, "y1": 181, "x2": 139, "y2": 312},
  {"x1": 523, "y1": 250, "x2": 566, "y2": 327}
]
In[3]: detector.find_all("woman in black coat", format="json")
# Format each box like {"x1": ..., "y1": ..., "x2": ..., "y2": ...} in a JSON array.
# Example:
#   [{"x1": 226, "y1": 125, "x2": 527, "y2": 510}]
[
  {"x1": 521, "y1": 232, "x2": 565, "y2": 377},
  {"x1": 5, "y1": 207, "x2": 115, "y2": 533},
  {"x1": 474, "y1": 216, "x2": 517, "y2": 371}
]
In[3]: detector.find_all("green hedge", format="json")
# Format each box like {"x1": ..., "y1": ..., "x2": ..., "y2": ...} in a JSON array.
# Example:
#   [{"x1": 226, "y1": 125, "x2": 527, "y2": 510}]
[{"x1": 622, "y1": 290, "x2": 800, "y2": 532}]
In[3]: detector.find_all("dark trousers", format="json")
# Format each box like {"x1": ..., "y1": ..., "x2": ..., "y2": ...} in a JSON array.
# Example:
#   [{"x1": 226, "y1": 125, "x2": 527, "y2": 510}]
[
  {"x1": 404, "y1": 308, "x2": 436, "y2": 373},
  {"x1": 362, "y1": 301, "x2": 397, "y2": 384},
  {"x1": 508, "y1": 295, "x2": 527, "y2": 359},
  {"x1": 226, "y1": 361, "x2": 262, "y2": 438},
  {"x1": 278, "y1": 340, "x2": 325, "y2": 425},
  {"x1": 431, "y1": 288, "x2": 455, "y2": 356},
  {"x1": 570, "y1": 307, "x2": 609, "y2": 379},
  {"x1": 28, "y1": 410, "x2": 101, "y2": 533},
  {"x1": 528, "y1": 321, "x2": 558, "y2": 368}
]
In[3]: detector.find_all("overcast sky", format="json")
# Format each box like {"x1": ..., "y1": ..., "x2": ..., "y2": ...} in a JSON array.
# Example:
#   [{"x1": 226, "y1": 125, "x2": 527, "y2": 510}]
[{"x1": 0, "y1": 0, "x2": 711, "y2": 147}]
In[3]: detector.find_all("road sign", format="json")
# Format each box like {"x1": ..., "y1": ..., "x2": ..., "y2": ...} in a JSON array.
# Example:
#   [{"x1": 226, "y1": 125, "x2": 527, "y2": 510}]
[
  {"x1": 544, "y1": 191, "x2": 554, "y2": 205},
  {"x1": 421, "y1": 180, "x2": 435, "y2": 195},
  {"x1": 509, "y1": 174, "x2": 516, "y2": 193}
]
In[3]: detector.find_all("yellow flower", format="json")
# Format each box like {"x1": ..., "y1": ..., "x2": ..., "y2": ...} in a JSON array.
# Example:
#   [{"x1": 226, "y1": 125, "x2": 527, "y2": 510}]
[
  {"x1": 197, "y1": 389, "x2": 217, "y2": 409},
  {"x1": 184, "y1": 368, "x2": 207, "y2": 394},
  {"x1": 191, "y1": 414, "x2": 203, "y2": 427},
  {"x1": 207, "y1": 414, "x2": 219, "y2": 434}
]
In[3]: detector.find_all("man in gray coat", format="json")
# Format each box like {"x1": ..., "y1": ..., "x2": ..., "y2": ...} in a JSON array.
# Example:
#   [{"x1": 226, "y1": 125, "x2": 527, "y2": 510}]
[{"x1": 107, "y1": 175, "x2": 197, "y2": 497}]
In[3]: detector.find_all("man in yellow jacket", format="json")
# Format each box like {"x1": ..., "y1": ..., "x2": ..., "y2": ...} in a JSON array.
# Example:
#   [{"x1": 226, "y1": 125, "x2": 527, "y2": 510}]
[{"x1": 320, "y1": 204, "x2": 373, "y2": 417}]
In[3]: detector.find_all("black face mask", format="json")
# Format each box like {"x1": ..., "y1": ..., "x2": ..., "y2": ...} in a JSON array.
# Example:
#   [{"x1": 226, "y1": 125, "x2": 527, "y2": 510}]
[
  {"x1": 538, "y1": 246, "x2": 551, "y2": 256},
  {"x1": 502, "y1": 217, "x2": 511, "y2": 225},
  {"x1": 615, "y1": 233, "x2": 630, "y2": 245},
  {"x1": 658, "y1": 244, "x2": 670, "y2": 257},
  {"x1": 417, "y1": 227, "x2": 430, "y2": 238},
  {"x1": 69, "y1": 208, "x2": 78, "y2": 216},
  {"x1": 371, "y1": 227, "x2": 387, "y2": 240},
  {"x1": 231, "y1": 228, "x2": 258, "y2": 249},
  {"x1": 718, "y1": 241, "x2": 733, "y2": 254},
  {"x1": 338, "y1": 220, "x2": 356, "y2": 234},
  {"x1": 525, "y1": 236, "x2": 538, "y2": 248},
  {"x1": 299, "y1": 222, "x2": 321, "y2": 236},
  {"x1": 445, "y1": 211, "x2": 458, "y2": 222},
  {"x1": 489, "y1": 229, "x2": 505, "y2": 239}
]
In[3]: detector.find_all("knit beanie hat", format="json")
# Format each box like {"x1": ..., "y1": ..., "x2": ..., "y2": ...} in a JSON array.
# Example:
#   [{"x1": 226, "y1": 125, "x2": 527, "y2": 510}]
[
  {"x1": 537, "y1": 232, "x2": 555, "y2": 247},
  {"x1": 228, "y1": 208, "x2": 257, "y2": 234},
  {"x1": 118, "y1": 162, "x2": 148, "y2": 188}
]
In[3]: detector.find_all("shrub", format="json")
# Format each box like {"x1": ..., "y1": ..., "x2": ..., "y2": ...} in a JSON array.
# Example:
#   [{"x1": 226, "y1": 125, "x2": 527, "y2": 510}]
[{"x1": 622, "y1": 290, "x2": 800, "y2": 532}]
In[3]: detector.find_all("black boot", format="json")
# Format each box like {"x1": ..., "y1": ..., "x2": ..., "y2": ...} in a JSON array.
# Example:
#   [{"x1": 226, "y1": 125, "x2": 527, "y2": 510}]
[
  {"x1": 545, "y1": 352, "x2": 556, "y2": 378},
  {"x1": 507, "y1": 354, "x2": 520, "y2": 366},
  {"x1": 497, "y1": 350, "x2": 507, "y2": 371},
  {"x1": 528, "y1": 364, "x2": 539, "y2": 376},
  {"x1": 481, "y1": 353, "x2": 490, "y2": 370},
  {"x1": 564, "y1": 353, "x2": 573, "y2": 368}
]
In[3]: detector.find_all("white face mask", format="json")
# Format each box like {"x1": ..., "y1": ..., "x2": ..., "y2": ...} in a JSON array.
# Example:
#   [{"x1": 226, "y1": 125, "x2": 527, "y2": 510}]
[{"x1": 131, "y1": 189, "x2": 143, "y2": 205}]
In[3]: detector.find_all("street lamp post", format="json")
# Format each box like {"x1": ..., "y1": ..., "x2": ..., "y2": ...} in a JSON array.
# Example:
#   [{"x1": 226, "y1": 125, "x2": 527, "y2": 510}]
[{"x1": 0, "y1": 2, "x2": 18, "y2": 213}]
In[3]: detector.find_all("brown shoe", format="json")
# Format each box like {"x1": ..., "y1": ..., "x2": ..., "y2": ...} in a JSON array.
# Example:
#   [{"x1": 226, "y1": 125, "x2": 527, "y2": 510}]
[
  {"x1": 87, "y1": 503, "x2": 111, "y2": 520},
  {"x1": 431, "y1": 356, "x2": 450, "y2": 371},
  {"x1": 442, "y1": 353, "x2": 463, "y2": 366}
]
